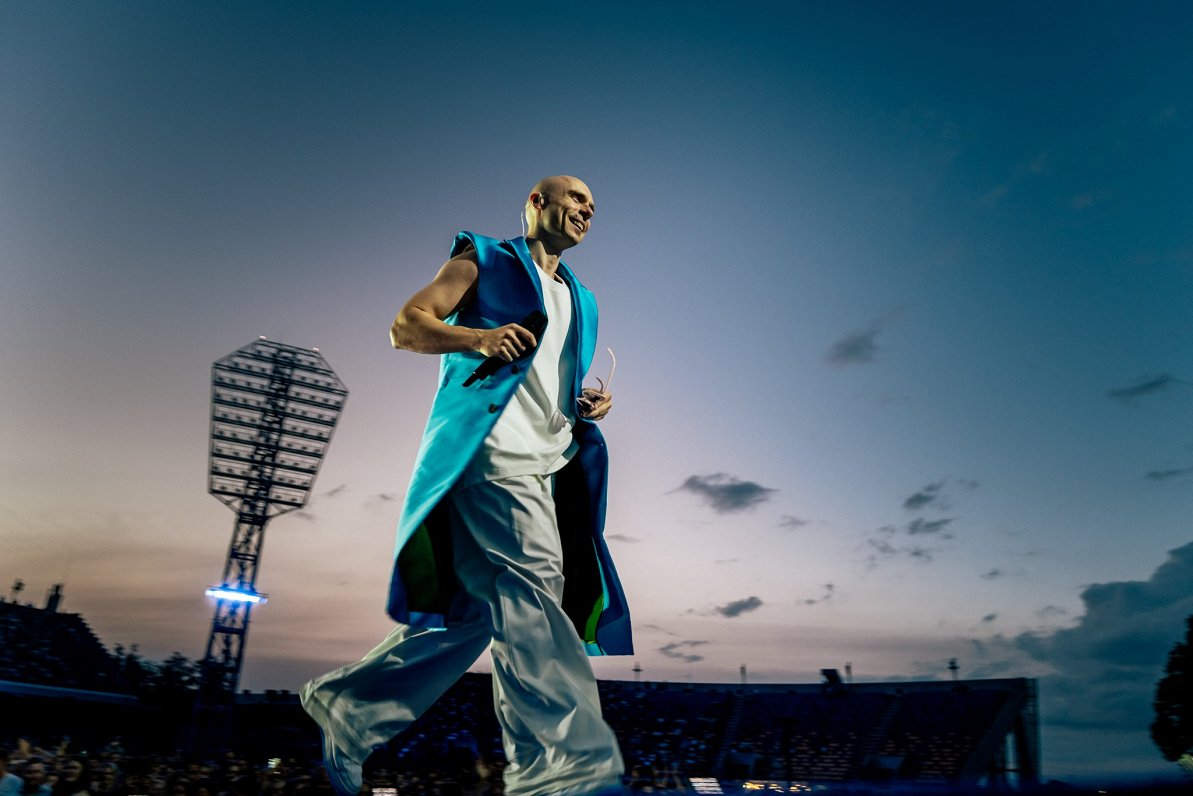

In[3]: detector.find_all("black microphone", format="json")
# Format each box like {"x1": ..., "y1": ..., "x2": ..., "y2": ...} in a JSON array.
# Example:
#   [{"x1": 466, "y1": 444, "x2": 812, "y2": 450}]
[{"x1": 462, "y1": 311, "x2": 547, "y2": 386}]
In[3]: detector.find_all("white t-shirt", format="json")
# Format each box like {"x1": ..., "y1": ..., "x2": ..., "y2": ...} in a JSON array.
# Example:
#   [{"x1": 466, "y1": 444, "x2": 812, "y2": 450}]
[{"x1": 459, "y1": 263, "x2": 579, "y2": 486}]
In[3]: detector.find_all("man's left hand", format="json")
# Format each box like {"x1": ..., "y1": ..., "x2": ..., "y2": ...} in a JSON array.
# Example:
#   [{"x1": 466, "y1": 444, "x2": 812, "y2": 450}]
[{"x1": 577, "y1": 388, "x2": 612, "y2": 421}]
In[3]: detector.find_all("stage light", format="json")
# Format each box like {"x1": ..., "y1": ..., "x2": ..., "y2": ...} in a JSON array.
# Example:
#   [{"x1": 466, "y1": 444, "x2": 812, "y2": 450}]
[
  {"x1": 205, "y1": 586, "x2": 268, "y2": 605},
  {"x1": 201, "y1": 337, "x2": 347, "y2": 708}
]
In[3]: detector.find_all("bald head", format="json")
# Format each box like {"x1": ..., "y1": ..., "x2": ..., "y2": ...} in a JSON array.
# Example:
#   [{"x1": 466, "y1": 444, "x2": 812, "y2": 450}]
[{"x1": 524, "y1": 175, "x2": 595, "y2": 254}]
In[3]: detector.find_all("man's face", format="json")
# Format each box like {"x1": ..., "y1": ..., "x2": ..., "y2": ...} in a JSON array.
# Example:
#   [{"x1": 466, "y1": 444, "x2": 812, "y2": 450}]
[
  {"x1": 533, "y1": 177, "x2": 595, "y2": 250},
  {"x1": 24, "y1": 763, "x2": 45, "y2": 785}
]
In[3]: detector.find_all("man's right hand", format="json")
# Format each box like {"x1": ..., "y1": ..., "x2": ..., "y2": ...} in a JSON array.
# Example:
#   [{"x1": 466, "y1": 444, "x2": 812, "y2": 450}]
[{"x1": 475, "y1": 323, "x2": 538, "y2": 362}]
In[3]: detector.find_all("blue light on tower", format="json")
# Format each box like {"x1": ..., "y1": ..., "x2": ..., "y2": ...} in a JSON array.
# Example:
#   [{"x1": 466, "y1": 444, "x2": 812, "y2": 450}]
[{"x1": 204, "y1": 586, "x2": 268, "y2": 605}]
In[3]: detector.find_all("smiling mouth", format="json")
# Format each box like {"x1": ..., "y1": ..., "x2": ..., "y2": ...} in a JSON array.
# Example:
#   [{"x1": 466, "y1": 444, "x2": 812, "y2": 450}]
[{"x1": 571, "y1": 219, "x2": 586, "y2": 233}]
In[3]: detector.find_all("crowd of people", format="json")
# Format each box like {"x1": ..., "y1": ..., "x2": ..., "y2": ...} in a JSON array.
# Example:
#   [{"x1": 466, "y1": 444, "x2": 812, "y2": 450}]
[{"x1": 0, "y1": 737, "x2": 693, "y2": 796}]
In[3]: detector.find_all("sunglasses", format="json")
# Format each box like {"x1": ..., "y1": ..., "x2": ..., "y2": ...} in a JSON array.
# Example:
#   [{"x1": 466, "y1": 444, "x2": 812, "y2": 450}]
[{"x1": 592, "y1": 347, "x2": 616, "y2": 393}]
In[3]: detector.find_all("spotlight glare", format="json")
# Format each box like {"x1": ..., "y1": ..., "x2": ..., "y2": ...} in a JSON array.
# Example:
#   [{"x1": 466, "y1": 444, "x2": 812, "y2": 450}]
[{"x1": 205, "y1": 586, "x2": 268, "y2": 605}]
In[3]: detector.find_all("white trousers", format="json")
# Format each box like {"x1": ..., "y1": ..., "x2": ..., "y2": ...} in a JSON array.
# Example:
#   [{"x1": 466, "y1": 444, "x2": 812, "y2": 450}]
[{"x1": 303, "y1": 474, "x2": 625, "y2": 796}]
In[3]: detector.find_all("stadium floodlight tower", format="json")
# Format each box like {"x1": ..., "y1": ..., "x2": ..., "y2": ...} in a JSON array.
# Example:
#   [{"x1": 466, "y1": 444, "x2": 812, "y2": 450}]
[{"x1": 201, "y1": 337, "x2": 347, "y2": 703}]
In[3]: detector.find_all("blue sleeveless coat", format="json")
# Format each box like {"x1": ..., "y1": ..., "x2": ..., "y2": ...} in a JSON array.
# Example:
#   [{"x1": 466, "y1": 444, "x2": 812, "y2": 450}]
[{"x1": 385, "y1": 232, "x2": 633, "y2": 656}]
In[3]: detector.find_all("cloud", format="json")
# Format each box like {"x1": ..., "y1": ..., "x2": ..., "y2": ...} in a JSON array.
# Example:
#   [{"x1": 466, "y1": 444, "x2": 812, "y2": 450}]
[
  {"x1": 677, "y1": 474, "x2": 776, "y2": 513},
  {"x1": 716, "y1": 596, "x2": 763, "y2": 618},
  {"x1": 906, "y1": 546, "x2": 936, "y2": 561},
  {"x1": 658, "y1": 640, "x2": 708, "y2": 663},
  {"x1": 978, "y1": 183, "x2": 1010, "y2": 206},
  {"x1": 1036, "y1": 604, "x2": 1069, "y2": 620},
  {"x1": 801, "y1": 583, "x2": 835, "y2": 606},
  {"x1": 903, "y1": 480, "x2": 947, "y2": 511},
  {"x1": 980, "y1": 568, "x2": 1003, "y2": 580},
  {"x1": 1021, "y1": 152, "x2": 1050, "y2": 175},
  {"x1": 1107, "y1": 374, "x2": 1184, "y2": 403},
  {"x1": 906, "y1": 517, "x2": 953, "y2": 536},
  {"x1": 1071, "y1": 191, "x2": 1105, "y2": 210},
  {"x1": 867, "y1": 535, "x2": 897, "y2": 558},
  {"x1": 826, "y1": 325, "x2": 882, "y2": 365},
  {"x1": 1018, "y1": 543, "x2": 1193, "y2": 671},
  {"x1": 866, "y1": 478, "x2": 966, "y2": 566},
  {"x1": 982, "y1": 613, "x2": 998, "y2": 623},
  {"x1": 826, "y1": 308, "x2": 907, "y2": 366},
  {"x1": 637, "y1": 623, "x2": 679, "y2": 637},
  {"x1": 865, "y1": 532, "x2": 945, "y2": 566},
  {"x1": 1152, "y1": 103, "x2": 1177, "y2": 125},
  {"x1": 1145, "y1": 466, "x2": 1193, "y2": 482},
  {"x1": 778, "y1": 514, "x2": 809, "y2": 530},
  {"x1": 971, "y1": 542, "x2": 1193, "y2": 739}
]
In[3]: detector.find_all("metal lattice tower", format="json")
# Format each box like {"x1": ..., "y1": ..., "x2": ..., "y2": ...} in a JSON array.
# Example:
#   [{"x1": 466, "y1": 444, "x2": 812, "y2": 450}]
[{"x1": 201, "y1": 338, "x2": 347, "y2": 703}]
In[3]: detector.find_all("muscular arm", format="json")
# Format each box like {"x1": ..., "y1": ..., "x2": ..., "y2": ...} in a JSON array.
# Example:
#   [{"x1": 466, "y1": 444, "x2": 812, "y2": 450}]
[{"x1": 389, "y1": 248, "x2": 537, "y2": 361}]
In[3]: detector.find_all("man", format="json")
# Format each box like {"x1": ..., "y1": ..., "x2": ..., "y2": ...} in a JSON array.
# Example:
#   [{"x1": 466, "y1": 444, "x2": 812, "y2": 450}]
[
  {"x1": 302, "y1": 176, "x2": 632, "y2": 796},
  {"x1": 89, "y1": 762, "x2": 122, "y2": 796},
  {"x1": 0, "y1": 750, "x2": 24, "y2": 796},
  {"x1": 15, "y1": 760, "x2": 49, "y2": 796}
]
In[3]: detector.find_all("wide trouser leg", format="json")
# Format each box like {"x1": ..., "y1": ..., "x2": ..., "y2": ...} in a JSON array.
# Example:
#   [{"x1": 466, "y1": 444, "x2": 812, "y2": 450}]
[
  {"x1": 301, "y1": 609, "x2": 491, "y2": 761},
  {"x1": 449, "y1": 475, "x2": 624, "y2": 796}
]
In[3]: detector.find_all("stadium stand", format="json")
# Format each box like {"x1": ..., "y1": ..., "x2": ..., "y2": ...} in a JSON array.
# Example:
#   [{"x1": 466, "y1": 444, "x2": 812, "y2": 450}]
[
  {"x1": 0, "y1": 593, "x2": 124, "y2": 693},
  {"x1": 600, "y1": 682, "x2": 733, "y2": 774},
  {"x1": 379, "y1": 675, "x2": 1038, "y2": 789},
  {"x1": 1, "y1": 590, "x2": 1043, "y2": 791}
]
